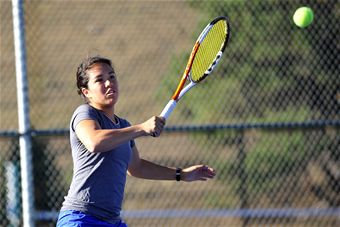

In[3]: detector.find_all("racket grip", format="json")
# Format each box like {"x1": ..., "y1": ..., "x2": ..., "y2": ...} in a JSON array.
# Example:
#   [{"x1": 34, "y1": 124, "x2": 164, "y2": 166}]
[{"x1": 160, "y1": 100, "x2": 177, "y2": 119}]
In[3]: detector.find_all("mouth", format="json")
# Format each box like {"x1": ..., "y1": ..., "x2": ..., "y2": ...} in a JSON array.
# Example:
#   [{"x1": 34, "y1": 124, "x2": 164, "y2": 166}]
[
  {"x1": 106, "y1": 90, "x2": 117, "y2": 97},
  {"x1": 106, "y1": 89, "x2": 116, "y2": 94}
]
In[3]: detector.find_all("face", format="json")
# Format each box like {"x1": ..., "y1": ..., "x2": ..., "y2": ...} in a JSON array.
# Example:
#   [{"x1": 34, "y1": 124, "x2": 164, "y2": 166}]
[{"x1": 82, "y1": 63, "x2": 119, "y2": 109}]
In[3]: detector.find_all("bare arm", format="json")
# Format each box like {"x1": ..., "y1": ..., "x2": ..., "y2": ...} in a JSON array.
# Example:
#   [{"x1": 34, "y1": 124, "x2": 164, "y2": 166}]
[
  {"x1": 127, "y1": 146, "x2": 177, "y2": 180},
  {"x1": 75, "y1": 116, "x2": 165, "y2": 153},
  {"x1": 128, "y1": 146, "x2": 216, "y2": 182}
]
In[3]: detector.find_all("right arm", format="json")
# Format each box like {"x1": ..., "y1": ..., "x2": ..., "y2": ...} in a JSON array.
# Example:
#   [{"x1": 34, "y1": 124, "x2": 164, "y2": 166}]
[{"x1": 75, "y1": 116, "x2": 165, "y2": 153}]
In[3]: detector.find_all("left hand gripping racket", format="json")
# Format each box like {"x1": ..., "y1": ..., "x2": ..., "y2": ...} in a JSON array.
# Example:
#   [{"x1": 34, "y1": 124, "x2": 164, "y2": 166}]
[{"x1": 160, "y1": 16, "x2": 231, "y2": 119}]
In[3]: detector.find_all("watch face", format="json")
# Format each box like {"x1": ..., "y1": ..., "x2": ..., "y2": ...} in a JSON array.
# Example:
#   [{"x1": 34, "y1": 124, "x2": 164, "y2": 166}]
[{"x1": 176, "y1": 168, "x2": 181, "y2": 181}]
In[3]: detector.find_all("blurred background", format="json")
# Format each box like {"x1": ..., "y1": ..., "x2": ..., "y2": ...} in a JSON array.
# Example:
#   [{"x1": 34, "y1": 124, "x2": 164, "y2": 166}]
[{"x1": 0, "y1": 0, "x2": 339, "y2": 226}]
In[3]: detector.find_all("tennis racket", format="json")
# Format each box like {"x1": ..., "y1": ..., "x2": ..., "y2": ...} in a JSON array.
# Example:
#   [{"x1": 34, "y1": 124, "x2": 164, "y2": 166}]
[{"x1": 160, "y1": 16, "x2": 230, "y2": 119}]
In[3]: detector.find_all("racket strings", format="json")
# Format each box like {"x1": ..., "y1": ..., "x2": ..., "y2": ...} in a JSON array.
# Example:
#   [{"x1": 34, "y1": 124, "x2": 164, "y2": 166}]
[{"x1": 191, "y1": 20, "x2": 227, "y2": 82}]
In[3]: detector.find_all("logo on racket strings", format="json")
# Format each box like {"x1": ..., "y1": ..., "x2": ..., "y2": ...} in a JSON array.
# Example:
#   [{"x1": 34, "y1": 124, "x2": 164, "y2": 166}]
[{"x1": 205, "y1": 52, "x2": 223, "y2": 74}]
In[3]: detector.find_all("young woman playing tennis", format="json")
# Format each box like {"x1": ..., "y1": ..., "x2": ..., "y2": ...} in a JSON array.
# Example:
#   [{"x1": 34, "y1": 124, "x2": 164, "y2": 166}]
[{"x1": 56, "y1": 56, "x2": 216, "y2": 227}]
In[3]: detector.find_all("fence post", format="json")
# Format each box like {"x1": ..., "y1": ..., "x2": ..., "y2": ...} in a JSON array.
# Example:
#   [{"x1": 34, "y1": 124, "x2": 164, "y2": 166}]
[
  {"x1": 5, "y1": 161, "x2": 21, "y2": 227},
  {"x1": 12, "y1": 0, "x2": 35, "y2": 226},
  {"x1": 237, "y1": 129, "x2": 249, "y2": 227}
]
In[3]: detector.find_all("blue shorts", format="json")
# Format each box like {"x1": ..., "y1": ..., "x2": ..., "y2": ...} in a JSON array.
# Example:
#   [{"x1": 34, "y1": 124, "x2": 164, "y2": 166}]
[{"x1": 56, "y1": 210, "x2": 127, "y2": 227}]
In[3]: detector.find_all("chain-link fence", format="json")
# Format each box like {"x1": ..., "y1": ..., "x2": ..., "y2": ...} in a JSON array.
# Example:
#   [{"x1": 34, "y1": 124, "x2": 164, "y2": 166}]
[{"x1": 1, "y1": 0, "x2": 339, "y2": 226}]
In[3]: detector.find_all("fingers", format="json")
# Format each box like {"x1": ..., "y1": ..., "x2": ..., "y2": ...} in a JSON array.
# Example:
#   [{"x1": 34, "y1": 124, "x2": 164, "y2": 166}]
[
  {"x1": 200, "y1": 165, "x2": 216, "y2": 176},
  {"x1": 147, "y1": 116, "x2": 166, "y2": 137},
  {"x1": 182, "y1": 165, "x2": 216, "y2": 182},
  {"x1": 155, "y1": 116, "x2": 166, "y2": 133}
]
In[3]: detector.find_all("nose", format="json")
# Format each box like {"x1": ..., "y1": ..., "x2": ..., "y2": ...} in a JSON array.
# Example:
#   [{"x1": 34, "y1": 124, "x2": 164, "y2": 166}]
[{"x1": 105, "y1": 79, "x2": 113, "y2": 87}]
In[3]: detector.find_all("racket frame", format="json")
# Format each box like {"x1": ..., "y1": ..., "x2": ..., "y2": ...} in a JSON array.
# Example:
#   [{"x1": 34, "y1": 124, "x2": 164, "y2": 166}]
[{"x1": 160, "y1": 16, "x2": 230, "y2": 119}]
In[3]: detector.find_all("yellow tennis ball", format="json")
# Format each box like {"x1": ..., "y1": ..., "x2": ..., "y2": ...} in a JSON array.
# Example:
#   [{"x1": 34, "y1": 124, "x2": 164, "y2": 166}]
[{"x1": 293, "y1": 7, "x2": 314, "y2": 28}]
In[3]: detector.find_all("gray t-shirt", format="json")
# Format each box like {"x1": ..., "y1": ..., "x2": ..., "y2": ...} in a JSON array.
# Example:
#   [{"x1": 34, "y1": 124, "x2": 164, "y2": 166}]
[{"x1": 61, "y1": 104, "x2": 135, "y2": 222}]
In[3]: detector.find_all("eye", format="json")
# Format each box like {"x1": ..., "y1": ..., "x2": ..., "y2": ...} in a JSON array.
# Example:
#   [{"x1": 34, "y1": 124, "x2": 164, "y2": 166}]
[
  {"x1": 95, "y1": 78, "x2": 103, "y2": 83},
  {"x1": 109, "y1": 74, "x2": 116, "y2": 80}
]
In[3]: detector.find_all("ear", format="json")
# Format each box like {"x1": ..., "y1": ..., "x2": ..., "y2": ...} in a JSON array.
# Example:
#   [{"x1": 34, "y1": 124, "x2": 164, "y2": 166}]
[{"x1": 81, "y1": 88, "x2": 90, "y2": 98}]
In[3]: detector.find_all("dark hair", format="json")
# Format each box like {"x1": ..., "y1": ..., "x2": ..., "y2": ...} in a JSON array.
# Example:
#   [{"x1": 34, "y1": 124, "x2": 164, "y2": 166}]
[{"x1": 76, "y1": 55, "x2": 114, "y2": 97}]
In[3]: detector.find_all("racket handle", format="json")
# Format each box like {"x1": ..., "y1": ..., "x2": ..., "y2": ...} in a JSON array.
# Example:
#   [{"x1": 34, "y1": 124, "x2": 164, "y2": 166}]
[{"x1": 160, "y1": 99, "x2": 177, "y2": 119}]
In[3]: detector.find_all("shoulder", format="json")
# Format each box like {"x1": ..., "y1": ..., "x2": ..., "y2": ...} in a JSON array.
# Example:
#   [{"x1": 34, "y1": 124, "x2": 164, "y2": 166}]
[
  {"x1": 73, "y1": 104, "x2": 94, "y2": 114},
  {"x1": 72, "y1": 104, "x2": 100, "y2": 118},
  {"x1": 70, "y1": 104, "x2": 100, "y2": 131}
]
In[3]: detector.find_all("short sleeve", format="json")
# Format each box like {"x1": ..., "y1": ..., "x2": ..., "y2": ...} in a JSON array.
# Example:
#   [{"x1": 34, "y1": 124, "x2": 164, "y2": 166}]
[{"x1": 70, "y1": 104, "x2": 99, "y2": 132}]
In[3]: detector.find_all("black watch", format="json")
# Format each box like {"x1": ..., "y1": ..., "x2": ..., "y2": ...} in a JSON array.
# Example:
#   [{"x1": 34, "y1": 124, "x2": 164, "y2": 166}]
[{"x1": 176, "y1": 168, "x2": 182, "y2": 181}]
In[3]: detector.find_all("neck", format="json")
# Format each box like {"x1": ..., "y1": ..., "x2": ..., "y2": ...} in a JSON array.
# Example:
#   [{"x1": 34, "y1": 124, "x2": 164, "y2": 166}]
[{"x1": 89, "y1": 103, "x2": 115, "y2": 118}]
